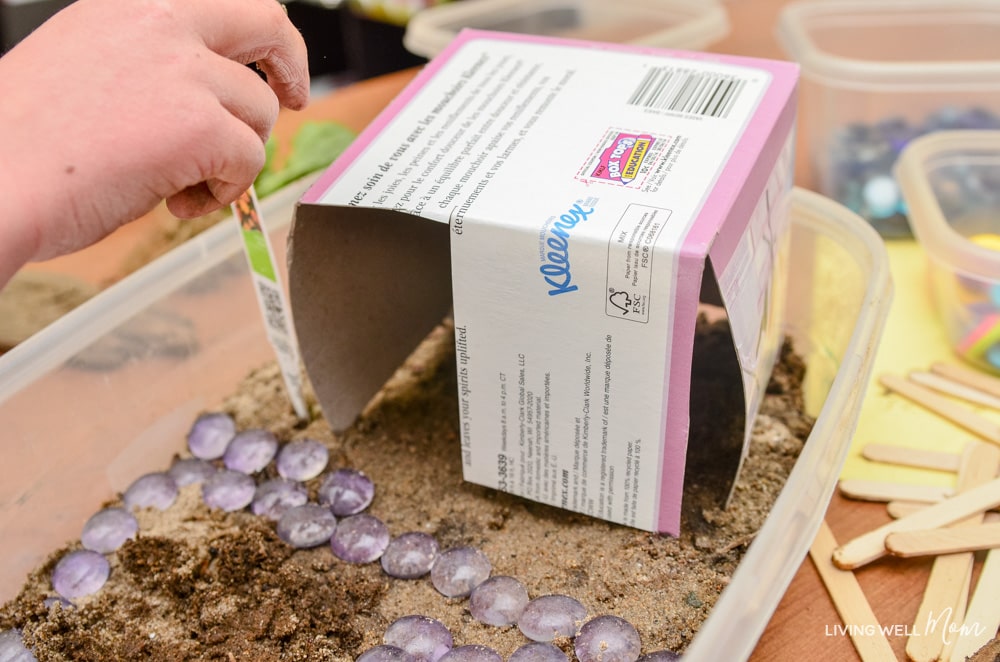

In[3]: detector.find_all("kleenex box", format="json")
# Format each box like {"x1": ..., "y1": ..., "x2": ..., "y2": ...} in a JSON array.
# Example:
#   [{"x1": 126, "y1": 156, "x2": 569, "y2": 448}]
[{"x1": 288, "y1": 30, "x2": 798, "y2": 535}]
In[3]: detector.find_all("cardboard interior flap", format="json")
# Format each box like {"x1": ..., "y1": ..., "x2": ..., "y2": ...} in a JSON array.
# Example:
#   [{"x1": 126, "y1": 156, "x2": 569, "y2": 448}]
[{"x1": 288, "y1": 205, "x2": 452, "y2": 430}]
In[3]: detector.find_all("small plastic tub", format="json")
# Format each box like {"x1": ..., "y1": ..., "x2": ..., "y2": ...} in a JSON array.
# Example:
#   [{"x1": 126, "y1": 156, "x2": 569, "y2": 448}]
[
  {"x1": 403, "y1": 0, "x2": 730, "y2": 58},
  {"x1": 777, "y1": 0, "x2": 1000, "y2": 238},
  {"x1": 0, "y1": 186, "x2": 891, "y2": 661},
  {"x1": 895, "y1": 130, "x2": 1000, "y2": 374}
]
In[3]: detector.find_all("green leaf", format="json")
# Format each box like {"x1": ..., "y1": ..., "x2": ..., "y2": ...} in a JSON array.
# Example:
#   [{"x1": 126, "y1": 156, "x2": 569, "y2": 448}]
[{"x1": 255, "y1": 120, "x2": 356, "y2": 197}]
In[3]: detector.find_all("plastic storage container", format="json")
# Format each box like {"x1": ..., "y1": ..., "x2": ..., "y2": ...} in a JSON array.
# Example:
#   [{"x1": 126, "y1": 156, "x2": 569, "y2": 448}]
[
  {"x1": 0, "y1": 187, "x2": 891, "y2": 661},
  {"x1": 777, "y1": 0, "x2": 1000, "y2": 238},
  {"x1": 403, "y1": 0, "x2": 730, "y2": 58},
  {"x1": 895, "y1": 130, "x2": 1000, "y2": 374}
]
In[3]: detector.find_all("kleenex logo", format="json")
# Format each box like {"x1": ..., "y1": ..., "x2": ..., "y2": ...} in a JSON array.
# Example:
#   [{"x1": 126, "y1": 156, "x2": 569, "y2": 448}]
[{"x1": 539, "y1": 202, "x2": 595, "y2": 296}]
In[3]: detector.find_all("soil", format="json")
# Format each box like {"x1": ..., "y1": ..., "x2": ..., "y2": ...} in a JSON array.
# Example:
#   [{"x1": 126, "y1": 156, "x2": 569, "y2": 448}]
[
  {"x1": 0, "y1": 318, "x2": 843, "y2": 660},
  {"x1": 0, "y1": 271, "x2": 99, "y2": 352}
]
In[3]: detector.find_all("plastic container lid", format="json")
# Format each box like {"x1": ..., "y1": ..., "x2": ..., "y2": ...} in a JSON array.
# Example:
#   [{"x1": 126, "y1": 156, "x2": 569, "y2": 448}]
[
  {"x1": 403, "y1": 0, "x2": 730, "y2": 58},
  {"x1": 895, "y1": 130, "x2": 1000, "y2": 282},
  {"x1": 776, "y1": 0, "x2": 1000, "y2": 91}
]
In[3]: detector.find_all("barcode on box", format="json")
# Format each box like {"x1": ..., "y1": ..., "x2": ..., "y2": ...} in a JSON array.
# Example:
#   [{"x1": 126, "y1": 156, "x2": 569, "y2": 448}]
[{"x1": 628, "y1": 67, "x2": 746, "y2": 119}]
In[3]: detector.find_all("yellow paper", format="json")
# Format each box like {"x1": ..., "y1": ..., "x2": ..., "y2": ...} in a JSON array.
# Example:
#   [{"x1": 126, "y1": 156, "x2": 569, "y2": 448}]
[{"x1": 841, "y1": 239, "x2": 1000, "y2": 485}]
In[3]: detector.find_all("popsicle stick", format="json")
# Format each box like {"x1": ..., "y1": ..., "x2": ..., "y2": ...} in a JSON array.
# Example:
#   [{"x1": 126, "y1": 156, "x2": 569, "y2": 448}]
[
  {"x1": 810, "y1": 521, "x2": 896, "y2": 662},
  {"x1": 886, "y1": 522, "x2": 1000, "y2": 557},
  {"x1": 887, "y1": 500, "x2": 930, "y2": 519},
  {"x1": 862, "y1": 442, "x2": 962, "y2": 473},
  {"x1": 832, "y1": 475, "x2": 1000, "y2": 569},
  {"x1": 839, "y1": 479, "x2": 952, "y2": 504},
  {"x1": 905, "y1": 442, "x2": 999, "y2": 662},
  {"x1": 948, "y1": 513, "x2": 1000, "y2": 662},
  {"x1": 910, "y1": 370, "x2": 1000, "y2": 410},
  {"x1": 879, "y1": 374, "x2": 1000, "y2": 446},
  {"x1": 887, "y1": 500, "x2": 1000, "y2": 519},
  {"x1": 937, "y1": 565, "x2": 972, "y2": 662},
  {"x1": 932, "y1": 361, "x2": 1000, "y2": 401}
]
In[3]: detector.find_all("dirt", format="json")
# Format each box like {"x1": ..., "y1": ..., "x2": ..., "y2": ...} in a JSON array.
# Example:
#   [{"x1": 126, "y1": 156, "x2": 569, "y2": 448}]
[
  {"x1": 0, "y1": 318, "x2": 826, "y2": 660},
  {"x1": 0, "y1": 271, "x2": 99, "y2": 352}
]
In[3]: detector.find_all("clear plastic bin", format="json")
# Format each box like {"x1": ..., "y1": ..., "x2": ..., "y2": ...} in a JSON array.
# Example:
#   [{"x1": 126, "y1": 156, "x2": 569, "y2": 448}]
[
  {"x1": 403, "y1": 0, "x2": 730, "y2": 59},
  {"x1": 0, "y1": 186, "x2": 891, "y2": 661},
  {"x1": 895, "y1": 130, "x2": 1000, "y2": 374},
  {"x1": 776, "y1": 0, "x2": 1000, "y2": 238}
]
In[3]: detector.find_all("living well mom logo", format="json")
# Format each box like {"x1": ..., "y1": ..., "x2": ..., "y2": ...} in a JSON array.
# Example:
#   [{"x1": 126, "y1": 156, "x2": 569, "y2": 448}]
[{"x1": 824, "y1": 609, "x2": 988, "y2": 646}]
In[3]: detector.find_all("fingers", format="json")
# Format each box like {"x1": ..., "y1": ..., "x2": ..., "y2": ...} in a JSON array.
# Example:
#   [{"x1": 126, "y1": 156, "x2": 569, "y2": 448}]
[
  {"x1": 211, "y1": 55, "x2": 281, "y2": 143},
  {"x1": 166, "y1": 177, "x2": 249, "y2": 219},
  {"x1": 167, "y1": 51, "x2": 284, "y2": 218},
  {"x1": 182, "y1": 0, "x2": 310, "y2": 110},
  {"x1": 165, "y1": 109, "x2": 268, "y2": 218}
]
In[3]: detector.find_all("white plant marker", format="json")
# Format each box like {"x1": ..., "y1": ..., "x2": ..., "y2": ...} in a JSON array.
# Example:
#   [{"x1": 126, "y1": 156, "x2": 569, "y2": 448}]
[{"x1": 231, "y1": 187, "x2": 308, "y2": 421}]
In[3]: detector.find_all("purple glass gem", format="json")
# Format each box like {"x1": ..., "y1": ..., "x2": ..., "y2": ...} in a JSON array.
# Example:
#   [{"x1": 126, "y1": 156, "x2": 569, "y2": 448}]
[
  {"x1": 357, "y1": 645, "x2": 417, "y2": 662},
  {"x1": 636, "y1": 652, "x2": 681, "y2": 662},
  {"x1": 223, "y1": 429, "x2": 278, "y2": 474},
  {"x1": 469, "y1": 575, "x2": 529, "y2": 626},
  {"x1": 380, "y1": 532, "x2": 439, "y2": 579},
  {"x1": 430, "y1": 546, "x2": 491, "y2": 598},
  {"x1": 383, "y1": 615, "x2": 453, "y2": 662},
  {"x1": 276, "y1": 504, "x2": 338, "y2": 548},
  {"x1": 168, "y1": 457, "x2": 216, "y2": 486},
  {"x1": 517, "y1": 595, "x2": 587, "y2": 642},
  {"x1": 80, "y1": 507, "x2": 138, "y2": 554},
  {"x1": 574, "y1": 616, "x2": 641, "y2": 662},
  {"x1": 186, "y1": 412, "x2": 236, "y2": 460},
  {"x1": 123, "y1": 472, "x2": 178, "y2": 511},
  {"x1": 275, "y1": 438, "x2": 329, "y2": 481},
  {"x1": 252, "y1": 478, "x2": 308, "y2": 520},
  {"x1": 201, "y1": 470, "x2": 256, "y2": 512},
  {"x1": 438, "y1": 645, "x2": 502, "y2": 662},
  {"x1": 508, "y1": 642, "x2": 568, "y2": 662},
  {"x1": 330, "y1": 513, "x2": 390, "y2": 563},
  {"x1": 0, "y1": 629, "x2": 36, "y2": 662},
  {"x1": 318, "y1": 468, "x2": 375, "y2": 516},
  {"x1": 51, "y1": 549, "x2": 110, "y2": 600}
]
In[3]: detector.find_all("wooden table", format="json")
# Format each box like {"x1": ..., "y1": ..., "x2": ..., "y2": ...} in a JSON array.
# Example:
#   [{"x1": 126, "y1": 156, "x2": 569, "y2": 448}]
[{"x1": 26, "y1": 2, "x2": 986, "y2": 659}]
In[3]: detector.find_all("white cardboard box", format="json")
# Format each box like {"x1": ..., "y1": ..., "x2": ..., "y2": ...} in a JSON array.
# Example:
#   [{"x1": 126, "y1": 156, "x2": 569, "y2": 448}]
[{"x1": 289, "y1": 30, "x2": 799, "y2": 535}]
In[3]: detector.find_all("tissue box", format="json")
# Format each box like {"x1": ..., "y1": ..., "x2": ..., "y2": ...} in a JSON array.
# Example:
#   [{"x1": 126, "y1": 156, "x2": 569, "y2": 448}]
[{"x1": 288, "y1": 30, "x2": 799, "y2": 535}]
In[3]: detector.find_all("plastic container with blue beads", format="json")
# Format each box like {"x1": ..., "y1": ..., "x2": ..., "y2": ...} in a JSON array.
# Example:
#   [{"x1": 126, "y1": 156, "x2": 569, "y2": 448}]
[
  {"x1": 777, "y1": 0, "x2": 1000, "y2": 238},
  {"x1": 895, "y1": 130, "x2": 1000, "y2": 374}
]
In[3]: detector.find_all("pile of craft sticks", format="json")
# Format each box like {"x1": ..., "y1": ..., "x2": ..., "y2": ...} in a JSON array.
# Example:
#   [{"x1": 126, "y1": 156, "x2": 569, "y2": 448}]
[{"x1": 816, "y1": 361, "x2": 1000, "y2": 662}]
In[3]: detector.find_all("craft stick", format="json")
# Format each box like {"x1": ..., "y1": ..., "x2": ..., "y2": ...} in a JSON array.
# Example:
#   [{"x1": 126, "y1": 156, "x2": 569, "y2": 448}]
[
  {"x1": 839, "y1": 479, "x2": 952, "y2": 504},
  {"x1": 937, "y1": 565, "x2": 972, "y2": 662},
  {"x1": 832, "y1": 475, "x2": 1000, "y2": 569},
  {"x1": 948, "y1": 512, "x2": 1000, "y2": 662},
  {"x1": 886, "y1": 522, "x2": 1000, "y2": 557},
  {"x1": 862, "y1": 442, "x2": 962, "y2": 473},
  {"x1": 932, "y1": 361, "x2": 1000, "y2": 400},
  {"x1": 810, "y1": 521, "x2": 896, "y2": 662},
  {"x1": 886, "y1": 500, "x2": 930, "y2": 519},
  {"x1": 905, "y1": 442, "x2": 999, "y2": 662},
  {"x1": 910, "y1": 370, "x2": 1000, "y2": 410},
  {"x1": 887, "y1": 500, "x2": 1000, "y2": 519},
  {"x1": 879, "y1": 374, "x2": 1000, "y2": 446}
]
